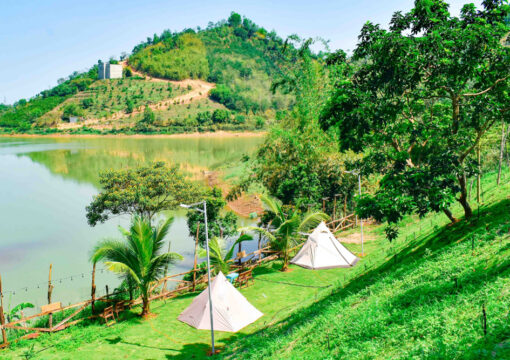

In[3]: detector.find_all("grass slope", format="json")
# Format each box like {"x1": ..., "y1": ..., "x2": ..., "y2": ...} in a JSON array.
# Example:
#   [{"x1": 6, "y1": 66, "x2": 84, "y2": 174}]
[{"x1": 3, "y1": 169, "x2": 509, "y2": 359}]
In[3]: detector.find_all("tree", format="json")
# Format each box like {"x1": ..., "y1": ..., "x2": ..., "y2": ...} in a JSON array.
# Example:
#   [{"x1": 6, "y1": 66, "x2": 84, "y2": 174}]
[
  {"x1": 91, "y1": 216, "x2": 182, "y2": 316},
  {"x1": 186, "y1": 187, "x2": 238, "y2": 246},
  {"x1": 321, "y1": 0, "x2": 510, "y2": 237},
  {"x1": 212, "y1": 109, "x2": 230, "y2": 123},
  {"x1": 62, "y1": 103, "x2": 83, "y2": 121},
  {"x1": 125, "y1": 98, "x2": 134, "y2": 113},
  {"x1": 205, "y1": 234, "x2": 253, "y2": 275},
  {"x1": 142, "y1": 106, "x2": 155, "y2": 125},
  {"x1": 228, "y1": 12, "x2": 242, "y2": 27},
  {"x1": 242, "y1": 195, "x2": 329, "y2": 271},
  {"x1": 86, "y1": 162, "x2": 199, "y2": 226}
]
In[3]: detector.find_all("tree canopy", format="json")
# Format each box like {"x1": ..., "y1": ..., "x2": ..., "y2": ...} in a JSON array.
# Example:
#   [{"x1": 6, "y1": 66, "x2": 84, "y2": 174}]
[
  {"x1": 86, "y1": 162, "x2": 200, "y2": 226},
  {"x1": 321, "y1": 0, "x2": 510, "y2": 238}
]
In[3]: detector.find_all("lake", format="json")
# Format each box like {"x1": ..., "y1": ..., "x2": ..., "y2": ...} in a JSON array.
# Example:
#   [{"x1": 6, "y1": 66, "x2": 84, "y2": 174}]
[{"x1": 0, "y1": 135, "x2": 263, "y2": 310}]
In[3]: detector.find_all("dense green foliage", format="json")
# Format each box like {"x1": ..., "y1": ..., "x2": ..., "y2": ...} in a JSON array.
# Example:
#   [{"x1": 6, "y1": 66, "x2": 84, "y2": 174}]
[
  {"x1": 91, "y1": 216, "x2": 182, "y2": 315},
  {"x1": 130, "y1": 32, "x2": 209, "y2": 80},
  {"x1": 129, "y1": 12, "x2": 294, "y2": 115},
  {"x1": 0, "y1": 69, "x2": 96, "y2": 130},
  {"x1": 186, "y1": 187, "x2": 238, "y2": 246},
  {"x1": 321, "y1": 0, "x2": 510, "y2": 238},
  {"x1": 86, "y1": 162, "x2": 199, "y2": 226},
  {"x1": 243, "y1": 195, "x2": 329, "y2": 271}
]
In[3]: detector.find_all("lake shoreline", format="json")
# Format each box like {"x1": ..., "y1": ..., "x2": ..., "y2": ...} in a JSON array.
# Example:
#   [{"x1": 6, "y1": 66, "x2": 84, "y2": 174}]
[{"x1": 0, "y1": 130, "x2": 266, "y2": 139}]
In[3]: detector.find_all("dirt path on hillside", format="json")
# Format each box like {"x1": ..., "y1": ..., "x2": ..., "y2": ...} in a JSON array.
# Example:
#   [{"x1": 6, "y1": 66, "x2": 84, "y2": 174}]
[{"x1": 58, "y1": 62, "x2": 215, "y2": 130}]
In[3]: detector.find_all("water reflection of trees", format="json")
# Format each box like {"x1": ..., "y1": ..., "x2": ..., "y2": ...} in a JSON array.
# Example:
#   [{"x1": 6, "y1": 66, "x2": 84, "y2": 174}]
[{"x1": 21, "y1": 137, "x2": 262, "y2": 187}]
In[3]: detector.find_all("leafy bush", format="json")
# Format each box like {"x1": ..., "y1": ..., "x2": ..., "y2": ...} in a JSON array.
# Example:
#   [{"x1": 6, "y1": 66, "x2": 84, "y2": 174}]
[{"x1": 212, "y1": 109, "x2": 230, "y2": 123}]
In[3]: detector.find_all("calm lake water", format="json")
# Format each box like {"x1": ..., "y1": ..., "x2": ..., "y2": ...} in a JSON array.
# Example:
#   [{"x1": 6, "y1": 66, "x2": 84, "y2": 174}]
[{"x1": 0, "y1": 135, "x2": 262, "y2": 310}]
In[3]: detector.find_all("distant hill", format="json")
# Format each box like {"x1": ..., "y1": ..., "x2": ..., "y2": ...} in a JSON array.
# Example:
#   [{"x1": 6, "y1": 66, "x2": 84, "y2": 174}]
[{"x1": 0, "y1": 13, "x2": 295, "y2": 134}]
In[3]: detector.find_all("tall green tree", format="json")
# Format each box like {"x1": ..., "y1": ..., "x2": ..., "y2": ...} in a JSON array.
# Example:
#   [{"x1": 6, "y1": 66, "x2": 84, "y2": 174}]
[
  {"x1": 91, "y1": 216, "x2": 182, "y2": 316},
  {"x1": 86, "y1": 162, "x2": 199, "y2": 226},
  {"x1": 321, "y1": 0, "x2": 510, "y2": 237},
  {"x1": 242, "y1": 195, "x2": 329, "y2": 271}
]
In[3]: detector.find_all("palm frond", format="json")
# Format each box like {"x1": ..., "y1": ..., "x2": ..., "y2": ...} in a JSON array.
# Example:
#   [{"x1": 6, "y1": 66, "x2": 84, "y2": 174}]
[
  {"x1": 104, "y1": 261, "x2": 141, "y2": 285},
  {"x1": 259, "y1": 194, "x2": 284, "y2": 219},
  {"x1": 298, "y1": 211, "x2": 329, "y2": 232},
  {"x1": 225, "y1": 233, "x2": 253, "y2": 261},
  {"x1": 238, "y1": 226, "x2": 276, "y2": 242}
]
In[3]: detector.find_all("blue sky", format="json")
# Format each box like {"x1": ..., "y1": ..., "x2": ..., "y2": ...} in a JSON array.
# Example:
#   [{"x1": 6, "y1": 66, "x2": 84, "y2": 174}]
[{"x1": 0, "y1": 0, "x2": 481, "y2": 104}]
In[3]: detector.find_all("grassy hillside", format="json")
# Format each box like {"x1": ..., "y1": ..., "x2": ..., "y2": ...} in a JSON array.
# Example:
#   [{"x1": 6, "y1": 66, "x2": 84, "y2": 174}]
[
  {"x1": 3, "y1": 168, "x2": 508, "y2": 359},
  {"x1": 222, "y1": 169, "x2": 510, "y2": 359},
  {"x1": 0, "y1": 13, "x2": 294, "y2": 135}
]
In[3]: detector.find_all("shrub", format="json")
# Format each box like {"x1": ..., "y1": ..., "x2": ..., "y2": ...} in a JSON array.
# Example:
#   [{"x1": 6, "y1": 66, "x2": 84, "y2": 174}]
[{"x1": 212, "y1": 109, "x2": 230, "y2": 124}]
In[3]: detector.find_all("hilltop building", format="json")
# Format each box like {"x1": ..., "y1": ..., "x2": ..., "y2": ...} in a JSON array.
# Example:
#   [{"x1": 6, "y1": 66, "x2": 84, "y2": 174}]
[{"x1": 98, "y1": 62, "x2": 123, "y2": 80}]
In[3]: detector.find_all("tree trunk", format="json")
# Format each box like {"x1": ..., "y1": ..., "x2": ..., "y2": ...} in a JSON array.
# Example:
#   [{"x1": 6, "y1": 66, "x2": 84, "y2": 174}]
[
  {"x1": 281, "y1": 248, "x2": 289, "y2": 271},
  {"x1": 458, "y1": 174, "x2": 473, "y2": 219},
  {"x1": 497, "y1": 121, "x2": 507, "y2": 185},
  {"x1": 141, "y1": 296, "x2": 150, "y2": 316},
  {"x1": 443, "y1": 208, "x2": 457, "y2": 223}
]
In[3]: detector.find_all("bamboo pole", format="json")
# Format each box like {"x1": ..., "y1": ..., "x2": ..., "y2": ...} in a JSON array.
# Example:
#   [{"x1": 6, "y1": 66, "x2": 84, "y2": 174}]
[
  {"x1": 193, "y1": 223, "x2": 200, "y2": 292},
  {"x1": 91, "y1": 263, "x2": 96, "y2": 314},
  {"x1": 0, "y1": 274, "x2": 8, "y2": 346},
  {"x1": 258, "y1": 233, "x2": 262, "y2": 262},
  {"x1": 47, "y1": 264, "x2": 53, "y2": 330}
]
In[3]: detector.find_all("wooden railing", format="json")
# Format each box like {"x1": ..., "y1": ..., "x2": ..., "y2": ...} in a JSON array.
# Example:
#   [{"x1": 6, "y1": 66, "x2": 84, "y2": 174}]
[{"x1": 0, "y1": 243, "x2": 289, "y2": 349}]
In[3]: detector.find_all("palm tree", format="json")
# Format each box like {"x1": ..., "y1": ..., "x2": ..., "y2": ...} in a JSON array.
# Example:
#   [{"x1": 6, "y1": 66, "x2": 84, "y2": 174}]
[
  {"x1": 241, "y1": 195, "x2": 329, "y2": 271},
  {"x1": 205, "y1": 234, "x2": 253, "y2": 275},
  {"x1": 90, "y1": 216, "x2": 182, "y2": 317}
]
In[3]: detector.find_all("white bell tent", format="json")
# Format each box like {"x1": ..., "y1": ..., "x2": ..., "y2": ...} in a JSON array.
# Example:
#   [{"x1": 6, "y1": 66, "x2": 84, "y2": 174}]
[
  {"x1": 291, "y1": 222, "x2": 359, "y2": 270},
  {"x1": 178, "y1": 272, "x2": 263, "y2": 332}
]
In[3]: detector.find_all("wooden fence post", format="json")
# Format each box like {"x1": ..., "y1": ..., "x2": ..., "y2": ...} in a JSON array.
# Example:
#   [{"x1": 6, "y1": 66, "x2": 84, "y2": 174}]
[
  {"x1": 91, "y1": 263, "x2": 96, "y2": 314},
  {"x1": 48, "y1": 264, "x2": 53, "y2": 330},
  {"x1": 0, "y1": 274, "x2": 8, "y2": 347},
  {"x1": 192, "y1": 223, "x2": 200, "y2": 292},
  {"x1": 258, "y1": 233, "x2": 262, "y2": 263}
]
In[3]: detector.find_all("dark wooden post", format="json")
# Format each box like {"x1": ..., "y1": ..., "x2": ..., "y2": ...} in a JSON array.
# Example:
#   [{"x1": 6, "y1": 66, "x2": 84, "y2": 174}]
[
  {"x1": 322, "y1": 197, "x2": 329, "y2": 212},
  {"x1": 48, "y1": 264, "x2": 53, "y2": 330},
  {"x1": 238, "y1": 232, "x2": 243, "y2": 266},
  {"x1": 91, "y1": 263, "x2": 96, "y2": 313},
  {"x1": 192, "y1": 223, "x2": 200, "y2": 292},
  {"x1": 105, "y1": 285, "x2": 109, "y2": 300},
  {"x1": 343, "y1": 196, "x2": 347, "y2": 218},
  {"x1": 0, "y1": 274, "x2": 8, "y2": 347}
]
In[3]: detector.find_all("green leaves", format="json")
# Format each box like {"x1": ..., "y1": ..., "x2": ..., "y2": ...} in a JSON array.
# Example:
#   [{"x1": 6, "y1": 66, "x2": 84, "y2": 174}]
[
  {"x1": 90, "y1": 216, "x2": 182, "y2": 314},
  {"x1": 321, "y1": 0, "x2": 510, "y2": 235},
  {"x1": 86, "y1": 162, "x2": 200, "y2": 226}
]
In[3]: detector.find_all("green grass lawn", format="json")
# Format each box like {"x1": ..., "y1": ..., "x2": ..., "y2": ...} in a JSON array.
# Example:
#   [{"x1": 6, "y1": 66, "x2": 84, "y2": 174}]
[{"x1": 3, "y1": 169, "x2": 510, "y2": 359}]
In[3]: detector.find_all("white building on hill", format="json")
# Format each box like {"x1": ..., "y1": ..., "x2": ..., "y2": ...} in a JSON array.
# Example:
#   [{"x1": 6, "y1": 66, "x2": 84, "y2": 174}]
[{"x1": 98, "y1": 62, "x2": 123, "y2": 79}]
